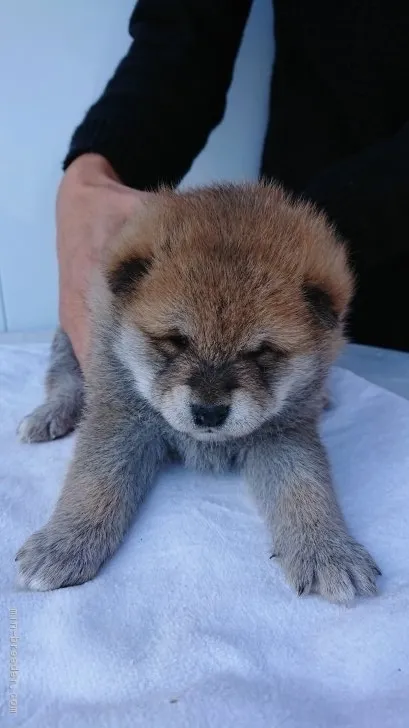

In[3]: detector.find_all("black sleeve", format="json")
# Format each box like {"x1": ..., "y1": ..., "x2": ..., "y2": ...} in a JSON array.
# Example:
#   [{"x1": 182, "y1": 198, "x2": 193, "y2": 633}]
[
  {"x1": 63, "y1": 0, "x2": 252, "y2": 190},
  {"x1": 304, "y1": 122, "x2": 409, "y2": 270},
  {"x1": 304, "y1": 122, "x2": 409, "y2": 350}
]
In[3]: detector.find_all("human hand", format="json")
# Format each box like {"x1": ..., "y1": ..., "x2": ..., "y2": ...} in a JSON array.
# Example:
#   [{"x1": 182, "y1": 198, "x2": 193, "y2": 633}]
[{"x1": 57, "y1": 153, "x2": 151, "y2": 368}]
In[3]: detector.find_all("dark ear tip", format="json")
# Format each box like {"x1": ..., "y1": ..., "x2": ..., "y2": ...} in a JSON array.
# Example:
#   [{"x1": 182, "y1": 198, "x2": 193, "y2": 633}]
[
  {"x1": 302, "y1": 283, "x2": 338, "y2": 329},
  {"x1": 107, "y1": 256, "x2": 152, "y2": 296}
]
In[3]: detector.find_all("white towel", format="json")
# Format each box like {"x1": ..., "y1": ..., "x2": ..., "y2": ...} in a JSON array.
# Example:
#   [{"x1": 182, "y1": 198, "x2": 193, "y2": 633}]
[{"x1": 1, "y1": 343, "x2": 408, "y2": 728}]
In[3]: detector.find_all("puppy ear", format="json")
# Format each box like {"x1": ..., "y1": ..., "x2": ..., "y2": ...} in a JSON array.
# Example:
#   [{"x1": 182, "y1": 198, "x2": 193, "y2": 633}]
[
  {"x1": 103, "y1": 205, "x2": 158, "y2": 297},
  {"x1": 106, "y1": 255, "x2": 152, "y2": 297},
  {"x1": 302, "y1": 283, "x2": 338, "y2": 329}
]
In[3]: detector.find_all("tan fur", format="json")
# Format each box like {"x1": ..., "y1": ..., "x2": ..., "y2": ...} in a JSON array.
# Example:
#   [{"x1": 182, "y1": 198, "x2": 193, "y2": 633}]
[{"x1": 105, "y1": 182, "x2": 353, "y2": 361}]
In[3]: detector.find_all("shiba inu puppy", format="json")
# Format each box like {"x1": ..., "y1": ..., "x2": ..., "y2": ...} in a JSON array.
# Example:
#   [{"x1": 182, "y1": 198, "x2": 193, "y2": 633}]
[{"x1": 16, "y1": 183, "x2": 380, "y2": 602}]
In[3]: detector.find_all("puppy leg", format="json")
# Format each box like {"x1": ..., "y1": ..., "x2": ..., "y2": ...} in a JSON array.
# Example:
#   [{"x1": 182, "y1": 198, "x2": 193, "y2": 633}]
[
  {"x1": 243, "y1": 428, "x2": 380, "y2": 603},
  {"x1": 18, "y1": 327, "x2": 83, "y2": 443},
  {"x1": 16, "y1": 404, "x2": 167, "y2": 590}
]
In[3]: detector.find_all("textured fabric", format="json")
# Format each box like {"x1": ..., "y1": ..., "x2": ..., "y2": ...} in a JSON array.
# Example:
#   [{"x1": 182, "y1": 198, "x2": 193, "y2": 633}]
[
  {"x1": 339, "y1": 343, "x2": 409, "y2": 401},
  {"x1": 1, "y1": 342, "x2": 409, "y2": 727}
]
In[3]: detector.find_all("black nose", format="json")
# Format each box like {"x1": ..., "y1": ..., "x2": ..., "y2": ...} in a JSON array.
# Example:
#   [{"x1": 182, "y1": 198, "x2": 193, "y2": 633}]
[{"x1": 191, "y1": 404, "x2": 229, "y2": 428}]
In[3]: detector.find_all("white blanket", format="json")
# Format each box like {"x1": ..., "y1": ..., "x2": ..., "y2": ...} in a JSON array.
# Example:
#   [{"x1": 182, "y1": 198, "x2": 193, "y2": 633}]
[{"x1": 1, "y1": 343, "x2": 409, "y2": 728}]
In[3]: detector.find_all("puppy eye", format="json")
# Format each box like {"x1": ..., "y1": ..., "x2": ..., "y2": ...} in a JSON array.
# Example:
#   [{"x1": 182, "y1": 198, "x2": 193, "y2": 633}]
[
  {"x1": 166, "y1": 333, "x2": 189, "y2": 350},
  {"x1": 245, "y1": 343, "x2": 274, "y2": 359},
  {"x1": 153, "y1": 332, "x2": 190, "y2": 358}
]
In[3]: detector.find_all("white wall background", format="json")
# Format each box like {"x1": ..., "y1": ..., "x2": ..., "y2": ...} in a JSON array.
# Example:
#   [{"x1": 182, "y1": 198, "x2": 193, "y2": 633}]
[{"x1": 0, "y1": 0, "x2": 274, "y2": 333}]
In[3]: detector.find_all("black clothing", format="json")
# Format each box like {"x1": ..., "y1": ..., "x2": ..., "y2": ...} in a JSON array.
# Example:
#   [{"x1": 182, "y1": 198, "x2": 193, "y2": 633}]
[{"x1": 64, "y1": 0, "x2": 409, "y2": 351}]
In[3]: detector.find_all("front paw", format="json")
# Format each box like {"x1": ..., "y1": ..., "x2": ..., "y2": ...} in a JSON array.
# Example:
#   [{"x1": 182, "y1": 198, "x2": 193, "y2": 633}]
[
  {"x1": 16, "y1": 525, "x2": 105, "y2": 591},
  {"x1": 17, "y1": 400, "x2": 79, "y2": 443},
  {"x1": 279, "y1": 531, "x2": 381, "y2": 604}
]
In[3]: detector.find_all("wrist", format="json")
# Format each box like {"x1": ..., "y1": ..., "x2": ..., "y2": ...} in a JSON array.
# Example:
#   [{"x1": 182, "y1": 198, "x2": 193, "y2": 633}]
[{"x1": 63, "y1": 153, "x2": 120, "y2": 187}]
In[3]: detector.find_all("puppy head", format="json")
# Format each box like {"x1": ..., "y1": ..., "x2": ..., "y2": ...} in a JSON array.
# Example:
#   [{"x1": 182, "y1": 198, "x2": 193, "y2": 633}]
[{"x1": 104, "y1": 183, "x2": 353, "y2": 441}]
